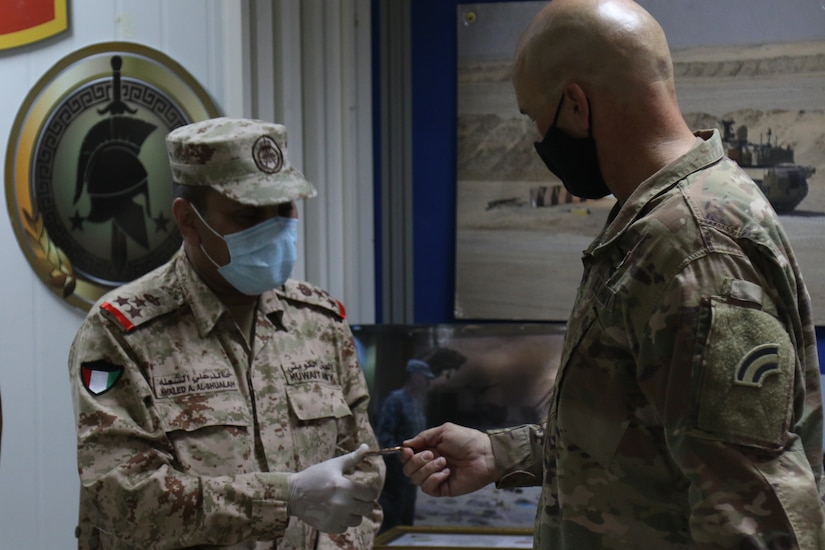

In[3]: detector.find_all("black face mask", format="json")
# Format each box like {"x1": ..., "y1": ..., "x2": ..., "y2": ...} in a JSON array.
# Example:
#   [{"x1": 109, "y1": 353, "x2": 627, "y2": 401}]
[{"x1": 533, "y1": 95, "x2": 611, "y2": 199}]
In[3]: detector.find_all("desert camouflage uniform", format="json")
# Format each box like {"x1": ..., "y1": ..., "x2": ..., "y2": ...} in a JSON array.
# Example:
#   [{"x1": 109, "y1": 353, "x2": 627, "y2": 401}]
[
  {"x1": 490, "y1": 130, "x2": 825, "y2": 549},
  {"x1": 69, "y1": 250, "x2": 384, "y2": 549}
]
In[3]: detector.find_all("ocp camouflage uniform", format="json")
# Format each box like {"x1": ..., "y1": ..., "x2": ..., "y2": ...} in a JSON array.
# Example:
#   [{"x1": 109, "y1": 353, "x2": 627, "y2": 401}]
[
  {"x1": 490, "y1": 130, "x2": 825, "y2": 549},
  {"x1": 69, "y1": 250, "x2": 384, "y2": 549}
]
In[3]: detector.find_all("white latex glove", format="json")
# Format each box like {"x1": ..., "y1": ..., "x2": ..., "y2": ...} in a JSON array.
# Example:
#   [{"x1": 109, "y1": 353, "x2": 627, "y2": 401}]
[{"x1": 287, "y1": 443, "x2": 379, "y2": 533}]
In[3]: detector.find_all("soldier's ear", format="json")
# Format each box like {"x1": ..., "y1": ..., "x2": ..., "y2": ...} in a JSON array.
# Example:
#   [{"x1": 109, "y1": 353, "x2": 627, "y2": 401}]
[
  {"x1": 172, "y1": 198, "x2": 200, "y2": 245},
  {"x1": 562, "y1": 83, "x2": 591, "y2": 136}
]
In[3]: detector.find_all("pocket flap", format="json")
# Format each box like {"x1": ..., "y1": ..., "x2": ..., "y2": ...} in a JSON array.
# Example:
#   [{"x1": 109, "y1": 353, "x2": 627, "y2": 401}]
[
  {"x1": 286, "y1": 383, "x2": 352, "y2": 421},
  {"x1": 155, "y1": 393, "x2": 251, "y2": 433}
]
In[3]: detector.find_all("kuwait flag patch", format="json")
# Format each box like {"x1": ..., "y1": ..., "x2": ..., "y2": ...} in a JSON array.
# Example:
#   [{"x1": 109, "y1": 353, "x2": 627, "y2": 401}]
[{"x1": 81, "y1": 361, "x2": 124, "y2": 396}]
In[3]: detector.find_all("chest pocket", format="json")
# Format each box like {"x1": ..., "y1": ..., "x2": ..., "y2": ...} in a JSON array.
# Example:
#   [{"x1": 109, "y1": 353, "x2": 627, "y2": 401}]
[
  {"x1": 154, "y1": 393, "x2": 254, "y2": 474},
  {"x1": 286, "y1": 382, "x2": 352, "y2": 421},
  {"x1": 285, "y1": 383, "x2": 353, "y2": 465}
]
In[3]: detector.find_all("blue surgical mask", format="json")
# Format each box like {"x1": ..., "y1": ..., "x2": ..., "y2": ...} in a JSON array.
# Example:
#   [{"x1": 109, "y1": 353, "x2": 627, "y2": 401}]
[{"x1": 192, "y1": 206, "x2": 298, "y2": 295}]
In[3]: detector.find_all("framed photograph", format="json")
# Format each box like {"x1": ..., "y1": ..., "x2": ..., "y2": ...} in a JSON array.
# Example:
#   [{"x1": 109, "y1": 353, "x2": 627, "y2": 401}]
[
  {"x1": 374, "y1": 526, "x2": 534, "y2": 549},
  {"x1": 353, "y1": 323, "x2": 563, "y2": 427},
  {"x1": 352, "y1": 322, "x2": 564, "y2": 531}
]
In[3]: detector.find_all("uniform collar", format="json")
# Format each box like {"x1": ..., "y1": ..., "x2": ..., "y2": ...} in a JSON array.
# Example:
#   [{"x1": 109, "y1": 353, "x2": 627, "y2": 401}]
[
  {"x1": 588, "y1": 129, "x2": 723, "y2": 254},
  {"x1": 175, "y1": 250, "x2": 226, "y2": 336},
  {"x1": 175, "y1": 250, "x2": 286, "y2": 336}
]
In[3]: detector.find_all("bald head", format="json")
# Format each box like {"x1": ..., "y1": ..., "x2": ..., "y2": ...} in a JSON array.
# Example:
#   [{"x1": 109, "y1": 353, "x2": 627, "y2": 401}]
[
  {"x1": 512, "y1": 0, "x2": 697, "y2": 201},
  {"x1": 513, "y1": 0, "x2": 674, "y2": 116}
]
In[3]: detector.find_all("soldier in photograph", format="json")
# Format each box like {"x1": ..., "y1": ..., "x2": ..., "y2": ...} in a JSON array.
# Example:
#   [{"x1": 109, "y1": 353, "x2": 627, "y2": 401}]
[{"x1": 375, "y1": 359, "x2": 435, "y2": 531}]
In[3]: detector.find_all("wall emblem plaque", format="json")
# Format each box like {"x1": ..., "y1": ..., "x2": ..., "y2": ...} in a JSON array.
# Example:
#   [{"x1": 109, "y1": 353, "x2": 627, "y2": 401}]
[{"x1": 5, "y1": 42, "x2": 220, "y2": 310}]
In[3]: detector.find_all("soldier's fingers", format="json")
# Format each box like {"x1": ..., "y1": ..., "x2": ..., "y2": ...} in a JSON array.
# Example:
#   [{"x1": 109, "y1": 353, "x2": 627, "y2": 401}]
[
  {"x1": 403, "y1": 450, "x2": 447, "y2": 486},
  {"x1": 399, "y1": 445, "x2": 415, "y2": 465},
  {"x1": 401, "y1": 449, "x2": 432, "y2": 478},
  {"x1": 419, "y1": 467, "x2": 452, "y2": 497}
]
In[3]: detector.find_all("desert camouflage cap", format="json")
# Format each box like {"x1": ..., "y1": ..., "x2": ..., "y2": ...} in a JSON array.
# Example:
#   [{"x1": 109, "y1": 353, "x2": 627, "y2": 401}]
[{"x1": 165, "y1": 117, "x2": 317, "y2": 206}]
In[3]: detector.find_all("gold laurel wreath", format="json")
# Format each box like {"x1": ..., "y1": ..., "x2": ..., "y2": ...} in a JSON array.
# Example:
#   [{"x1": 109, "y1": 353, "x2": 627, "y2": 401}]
[{"x1": 22, "y1": 208, "x2": 76, "y2": 298}]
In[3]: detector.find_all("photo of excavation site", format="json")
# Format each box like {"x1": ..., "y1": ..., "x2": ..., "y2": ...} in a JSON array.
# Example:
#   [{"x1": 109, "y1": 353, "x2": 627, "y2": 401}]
[{"x1": 454, "y1": 1, "x2": 825, "y2": 324}]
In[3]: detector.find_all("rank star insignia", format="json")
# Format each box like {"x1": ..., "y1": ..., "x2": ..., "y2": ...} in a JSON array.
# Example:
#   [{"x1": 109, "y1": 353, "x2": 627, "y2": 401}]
[{"x1": 81, "y1": 360, "x2": 124, "y2": 395}]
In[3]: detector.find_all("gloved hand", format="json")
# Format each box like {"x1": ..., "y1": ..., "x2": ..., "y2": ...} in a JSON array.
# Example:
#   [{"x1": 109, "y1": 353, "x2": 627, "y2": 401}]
[{"x1": 287, "y1": 443, "x2": 379, "y2": 533}]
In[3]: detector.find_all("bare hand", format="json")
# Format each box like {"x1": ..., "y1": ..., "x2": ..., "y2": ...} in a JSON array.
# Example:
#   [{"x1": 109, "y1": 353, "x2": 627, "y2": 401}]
[{"x1": 400, "y1": 422, "x2": 498, "y2": 497}]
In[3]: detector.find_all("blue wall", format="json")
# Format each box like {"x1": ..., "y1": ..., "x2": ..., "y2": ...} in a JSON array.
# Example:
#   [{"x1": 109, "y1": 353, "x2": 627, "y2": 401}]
[
  {"x1": 409, "y1": 0, "x2": 461, "y2": 323},
  {"x1": 818, "y1": 328, "x2": 825, "y2": 372}
]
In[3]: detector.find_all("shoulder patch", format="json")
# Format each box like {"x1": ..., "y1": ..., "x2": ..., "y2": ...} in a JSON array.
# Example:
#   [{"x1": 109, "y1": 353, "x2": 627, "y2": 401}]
[
  {"x1": 81, "y1": 360, "x2": 124, "y2": 396},
  {"x1": 277, "y1": 280, "x2": 346, "y2": 319},
  {"x1": 734, "y1": 344, "x2": 781, "y2": 387},
  {"x1": 99, "y1": 287, "x2": 180, "y2": 333}
]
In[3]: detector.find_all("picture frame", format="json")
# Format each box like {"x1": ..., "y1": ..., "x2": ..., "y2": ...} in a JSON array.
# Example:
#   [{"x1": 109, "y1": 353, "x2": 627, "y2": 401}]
[
  {"x1": 374, "y1": 526, "x2": 534, "y2": 549},
  {"x1": 352, "y1": 322, "x2": 564, "y2": 531}
]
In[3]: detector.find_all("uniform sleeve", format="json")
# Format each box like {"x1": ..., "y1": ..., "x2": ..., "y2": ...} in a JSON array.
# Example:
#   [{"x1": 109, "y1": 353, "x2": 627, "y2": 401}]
[
  {"x1": 489, "y1": 424, "x2": 545, "y2": 488},
  {"x1": 633, "y1": 256, "x2": 825, "y2": 549},
  {"x1": 69, "y1": 312, "x2": 290, "y2": 549},
  {"x1": 316, "y1": 319, "x2": 385, "y2": 550}
]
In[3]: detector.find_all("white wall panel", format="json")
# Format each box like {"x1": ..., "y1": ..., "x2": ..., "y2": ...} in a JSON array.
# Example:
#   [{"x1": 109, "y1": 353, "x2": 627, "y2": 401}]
[
  {"x1": 161, "y1": 1, "x2": 216, "y2": 87},
  {"x1": 302, "y1": 0, "x2": 338, "y2": 294},
  {"x1": 352, "y1": 0, "x2": 376, "y2": 323},
  {"x1": 0, "y1": 2, "x2": 231, "y2": 548},
  {"x1": 283, "y1": 0, "x2": 375, "y2": 323},
  {"x1": 117, "y1": 0, "x2": 162, "y2": 43},
  {"x1": 270, "y1": 0, "x2": 304, "y2": 131},
  {"x1": 68, "y1": 0, "x2": 117, "y2": 46},
  {"x1": 30, "y1": 298, "x2": 81, "y2": 550},
  {"x1": 219, "y1": 0, "x2": 251, "y2": 118},
  {"x1": 0, "y1": 34, "x2": 75, "y2": 550}
]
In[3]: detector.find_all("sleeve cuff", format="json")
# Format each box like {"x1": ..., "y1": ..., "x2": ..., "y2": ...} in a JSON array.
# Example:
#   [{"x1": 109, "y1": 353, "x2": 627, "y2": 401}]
[
  {"x1": 488, "y1": 424, "x2": 544, "y2": 488},
  {"x1": 249, "y1": 472, "x2": 290, "y2": 537},
  {"x1": 202, "y1": 472, "x2": 290, "y2": 540}
]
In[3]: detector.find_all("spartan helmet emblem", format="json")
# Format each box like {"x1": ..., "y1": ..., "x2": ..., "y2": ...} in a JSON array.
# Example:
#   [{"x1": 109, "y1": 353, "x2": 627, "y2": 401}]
[{"x1": 73, "y1": 55, "x2": 157, "y2": 275}]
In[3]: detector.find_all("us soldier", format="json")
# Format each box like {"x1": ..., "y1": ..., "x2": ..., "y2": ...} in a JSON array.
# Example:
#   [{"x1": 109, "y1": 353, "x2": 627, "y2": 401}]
[
  {"x1": 69, "y1": 117, "x2": 384, "y2": 549},
  {"x1": 401, "y1": 1, "x2": 825, "y2": 548}
]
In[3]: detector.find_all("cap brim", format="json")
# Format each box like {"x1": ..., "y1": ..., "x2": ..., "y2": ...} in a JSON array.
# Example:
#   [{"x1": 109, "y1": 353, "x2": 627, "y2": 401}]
[{"x1": 211, "y1": 167, "x2": 317, "y2": 206}]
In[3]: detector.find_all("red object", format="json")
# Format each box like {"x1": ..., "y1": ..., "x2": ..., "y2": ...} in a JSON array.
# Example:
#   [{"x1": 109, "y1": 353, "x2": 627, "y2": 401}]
[
  {"x1": 0, "y1": 0, "x2": 55, "y2": 34},
  {"x1": 101, "y1": 302, "x2": 136, "y2": 332}
]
